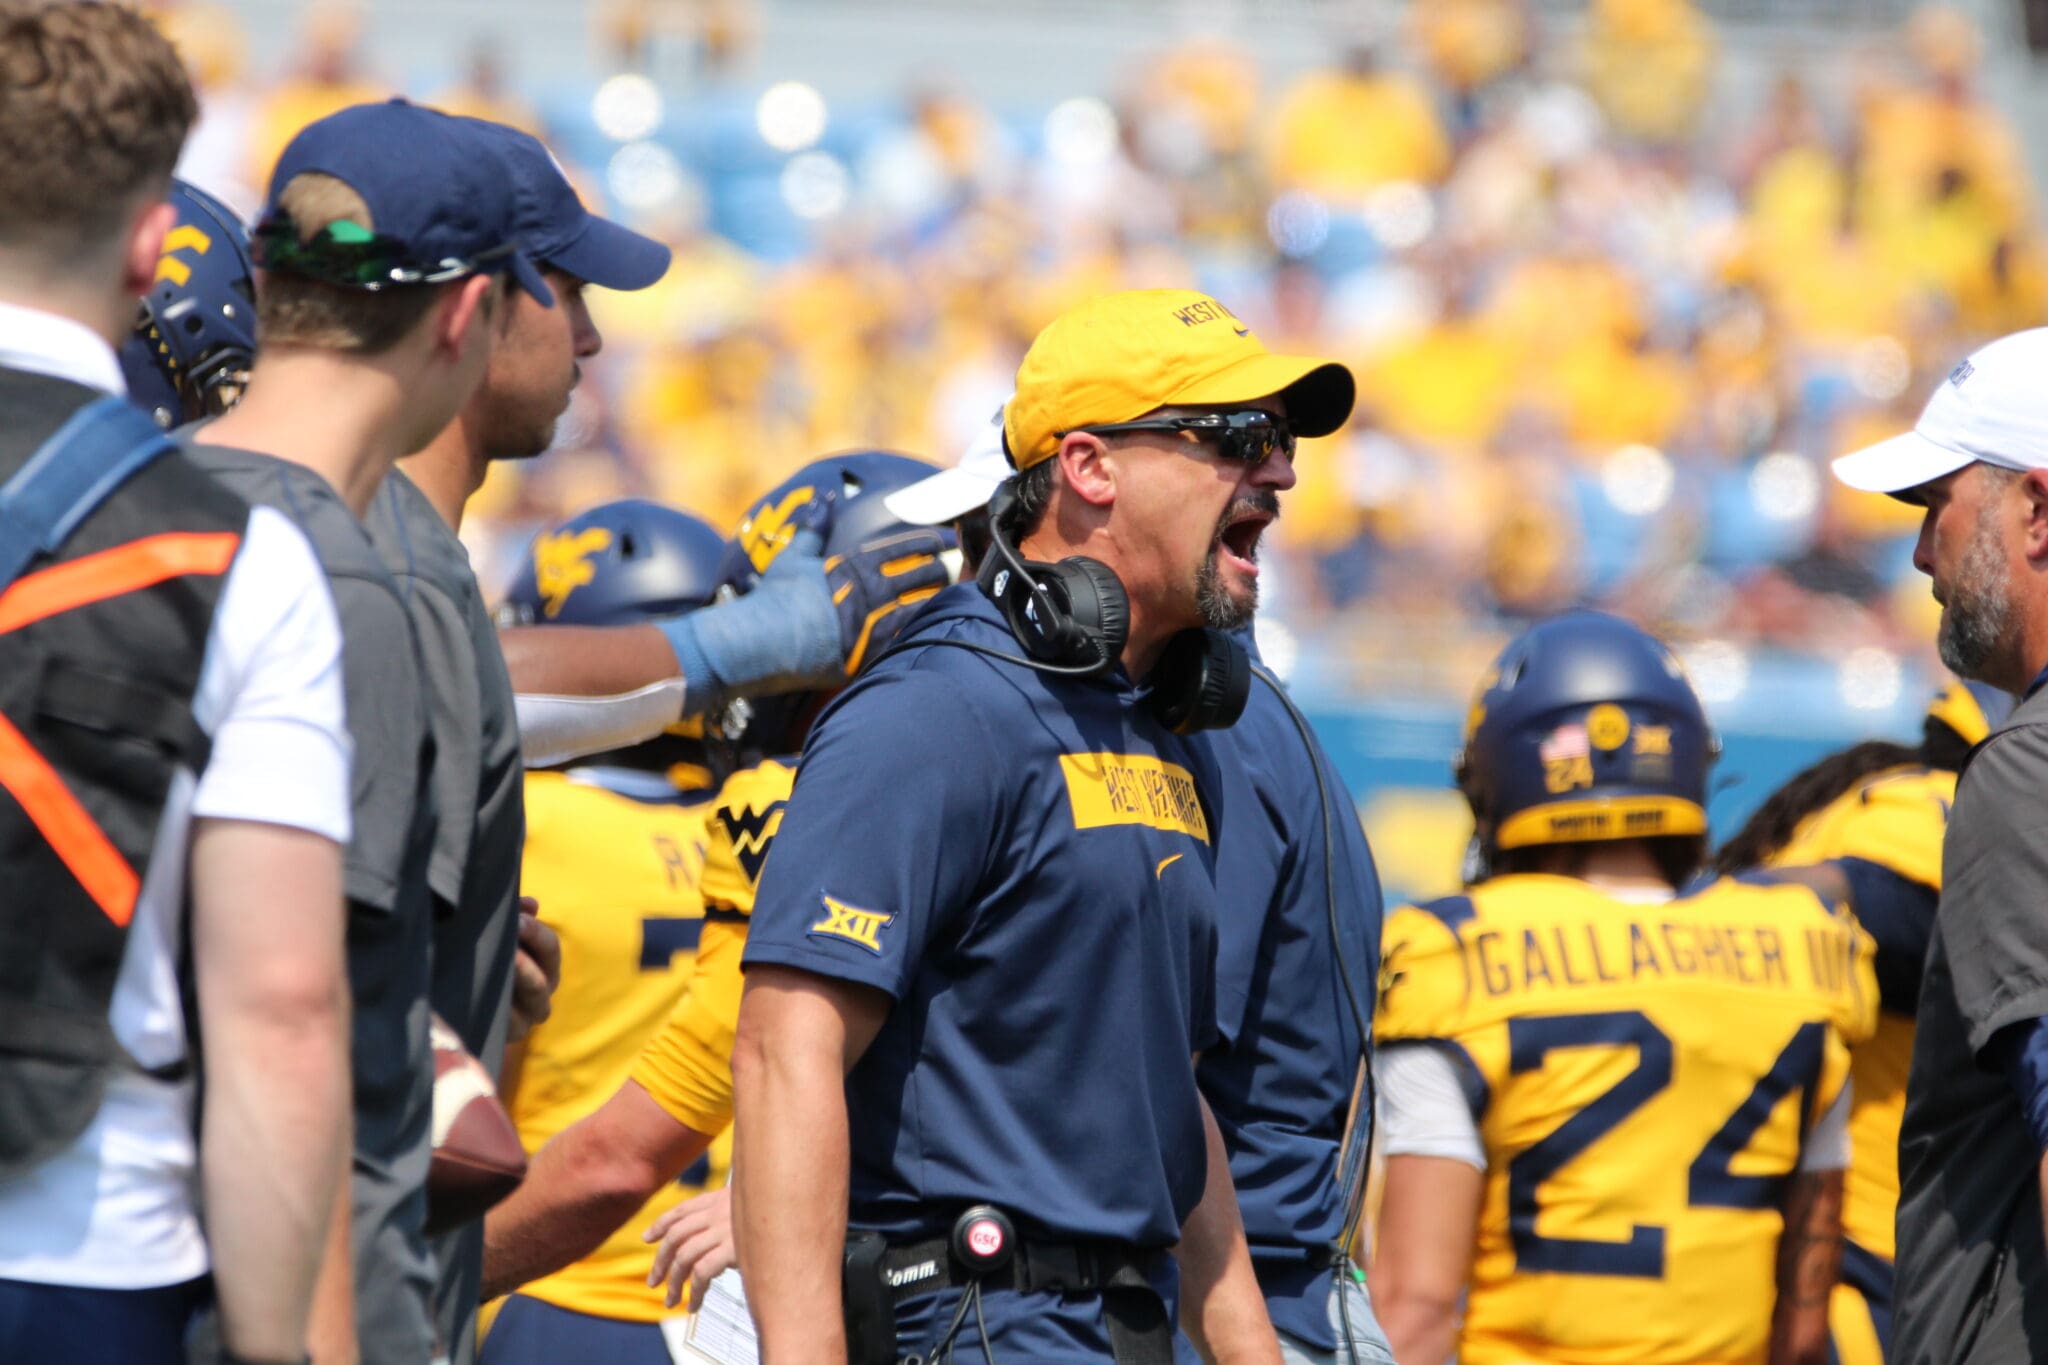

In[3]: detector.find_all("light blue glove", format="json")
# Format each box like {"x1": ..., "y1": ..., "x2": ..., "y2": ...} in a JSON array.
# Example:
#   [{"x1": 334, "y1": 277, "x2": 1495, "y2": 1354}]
[
  {"x1": 660, "y1": 514, "x2": 840, "y2": 716},
  {"x1": 658, "y1": 502, "x2": 952, "y2": 715}
]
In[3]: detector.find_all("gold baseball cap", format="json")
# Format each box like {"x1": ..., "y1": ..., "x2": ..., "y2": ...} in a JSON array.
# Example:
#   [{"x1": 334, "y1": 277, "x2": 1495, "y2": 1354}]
[{"x1": 1004, "y1": 289, "x2": 1356, "y2": 470}]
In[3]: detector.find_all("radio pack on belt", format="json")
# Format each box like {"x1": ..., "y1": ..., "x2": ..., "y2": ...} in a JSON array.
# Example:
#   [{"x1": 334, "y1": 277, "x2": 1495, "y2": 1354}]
[
  {"x1": 0, "y1": 394, "x2": 246, "y2": 1178},
  {"x1": 842, "y1": 1206, "x2": 1175, "y2": 1365}
]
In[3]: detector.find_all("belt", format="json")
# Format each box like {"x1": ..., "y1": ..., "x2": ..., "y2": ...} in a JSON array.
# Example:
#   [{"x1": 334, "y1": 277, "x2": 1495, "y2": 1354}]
[{"x1": 878, "y1": 1235, "x2": 1168, "y2": 1305}]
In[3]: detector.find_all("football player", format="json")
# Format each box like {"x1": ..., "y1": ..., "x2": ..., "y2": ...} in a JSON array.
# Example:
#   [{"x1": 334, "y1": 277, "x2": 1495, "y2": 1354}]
[
  {"x1": 478, "y1": 453, "x2": 949, "y2": 1320},
  {"x1": 1370, "y1": 611, "x2": 1877, "y2": 1365},
  {"x1": 116, "y1": 177, "x2": 256, "y2": 426},
  {"x1": 1709, "y1": 680, "x2": 2013, "y2": 1365},
  {"x1": 477, "y1": 499, "x2": 733, "y2": 1363}
]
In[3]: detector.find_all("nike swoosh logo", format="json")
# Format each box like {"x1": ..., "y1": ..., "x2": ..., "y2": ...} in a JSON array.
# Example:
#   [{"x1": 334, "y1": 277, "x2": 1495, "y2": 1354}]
[
  {"x1": 1156, "y1": 853, "x2": 1184, "y2": 878},
  {"x1": 1233, "y1": 326, "x2": 1250, "y2": 337}
]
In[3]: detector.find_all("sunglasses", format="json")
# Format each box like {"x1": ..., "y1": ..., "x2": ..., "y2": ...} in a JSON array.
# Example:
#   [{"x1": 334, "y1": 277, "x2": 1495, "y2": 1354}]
[
  {"x1": 1061, "y1": 409, "x2": 1295, "y2": 465},
  {"x1": 251, "y1": 213, "x2": 518, "y2": 292}
]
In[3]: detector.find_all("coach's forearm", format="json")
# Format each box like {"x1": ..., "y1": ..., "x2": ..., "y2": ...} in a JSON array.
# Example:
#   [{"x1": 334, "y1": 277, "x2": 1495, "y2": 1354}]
[
  {"x1": 483, "y1": 1084, "x2": 712, "y2": 1299},
  {"x1": 732, "y1": 1006, "x2": 851, "y2": 1363},
  {"x1": 1178, "y1": 1098, "x2": 1281, "y2": 1365}
]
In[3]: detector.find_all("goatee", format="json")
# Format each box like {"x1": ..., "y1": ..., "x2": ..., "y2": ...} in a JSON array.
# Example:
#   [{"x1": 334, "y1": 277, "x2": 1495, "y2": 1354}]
[{"x1": 1937, "y1": 501, "x2": 2016, "y2": 681}]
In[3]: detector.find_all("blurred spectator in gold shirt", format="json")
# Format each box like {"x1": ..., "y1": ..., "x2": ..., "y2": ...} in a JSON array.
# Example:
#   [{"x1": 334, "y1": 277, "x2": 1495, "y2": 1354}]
[
  {"x1": 1581, "y1": 0, "x2": 1718, "y2": 145},
  {"x1": 247, "y1": 2, "x2": 387, "y2": 186},
  {"x1": 1268, "y1": 41, "x2": 1452, "y2": 195}
]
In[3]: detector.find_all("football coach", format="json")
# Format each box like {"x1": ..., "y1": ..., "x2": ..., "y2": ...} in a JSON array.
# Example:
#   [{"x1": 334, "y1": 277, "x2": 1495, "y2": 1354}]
[
  {"x1": 1832, "y1": 328, "x2": 2048, "y2": 1361},
  {"x1": 726, "y1": 288, "x2": 1355, "y2": 1364}
]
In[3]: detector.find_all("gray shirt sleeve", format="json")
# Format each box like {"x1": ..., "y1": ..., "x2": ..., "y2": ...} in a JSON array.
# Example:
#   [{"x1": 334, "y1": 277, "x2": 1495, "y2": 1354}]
[
  {"x1": 405, "y1": 574, "x2": 484, "y2": 908},
  {"x1": 331, "y1": 572, "x2": 431, "y2": 914},
  {"x1": 1943, "y1": 717, "x2": 2048, "y2": 1058}
]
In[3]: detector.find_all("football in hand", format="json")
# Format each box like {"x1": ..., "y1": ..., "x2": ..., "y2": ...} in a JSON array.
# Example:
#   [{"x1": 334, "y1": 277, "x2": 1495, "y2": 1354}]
[{"x1": 424, "y1": 1013, "x2": 527, "y2": 1236}]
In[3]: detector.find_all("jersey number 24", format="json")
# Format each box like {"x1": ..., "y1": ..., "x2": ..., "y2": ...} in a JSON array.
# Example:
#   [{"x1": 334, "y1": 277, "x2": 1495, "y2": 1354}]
[{"x1": 1508, "y1": 1009, "x2": 1824, "y2": 1278}]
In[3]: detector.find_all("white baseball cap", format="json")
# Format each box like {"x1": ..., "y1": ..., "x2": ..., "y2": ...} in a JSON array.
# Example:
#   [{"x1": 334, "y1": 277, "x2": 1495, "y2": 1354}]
[
  {"x1": 1834, "y1": 328, "x2": 2048, "y2": 497},
  {"x1": 884, "y1": 400, "x2": 1012, "y2": 526}
]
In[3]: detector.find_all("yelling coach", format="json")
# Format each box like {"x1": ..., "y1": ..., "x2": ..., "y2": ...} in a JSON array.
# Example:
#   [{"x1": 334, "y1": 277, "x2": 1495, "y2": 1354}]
[
  {"x1": 887, "y1": 410, "x2": 1395, "y2": 1363},
  {"x1": 728, "y1": 289, "x2": 1355, "y2": 1364}
]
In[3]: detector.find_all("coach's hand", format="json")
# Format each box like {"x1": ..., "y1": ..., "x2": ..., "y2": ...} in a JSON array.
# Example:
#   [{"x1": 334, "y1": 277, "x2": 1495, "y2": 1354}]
[
  {"x1": 657, "y1": 501, "x2": 951, "y2": 711},
  {"x1": 645, "y1": 1184, "x2": 736, "y2": 1310}
]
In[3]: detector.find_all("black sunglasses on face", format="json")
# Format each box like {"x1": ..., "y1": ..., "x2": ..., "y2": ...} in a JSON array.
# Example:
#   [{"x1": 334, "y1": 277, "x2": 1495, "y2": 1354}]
[
  {"x1": 1060, "y1": 409, "x2": 1295, "y2": 464},
  {"x1": 251, "y1": 213, "x2": 518, "y2": 292}
]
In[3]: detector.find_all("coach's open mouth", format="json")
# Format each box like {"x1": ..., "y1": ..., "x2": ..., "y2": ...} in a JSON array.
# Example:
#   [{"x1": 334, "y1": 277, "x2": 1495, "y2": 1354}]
[{"x1": 1218, "y1": 508, "x2": 1272, "y2": 575}]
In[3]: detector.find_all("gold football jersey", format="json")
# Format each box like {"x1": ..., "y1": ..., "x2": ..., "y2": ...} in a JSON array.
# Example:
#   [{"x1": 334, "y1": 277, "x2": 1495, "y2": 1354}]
[
  {"x1": 1377, "y1": 872, "x2": 1878, "y2": 1365},
  {"x1": 501, "y1": 770, "x2": 727, "y2": 1324},
  {"x1": 1768, "y1": 763, "x2": 1950, "y2": 1365},
  {"x1": 633, "y1": 759, "x2": 795, "y2": 1137}
]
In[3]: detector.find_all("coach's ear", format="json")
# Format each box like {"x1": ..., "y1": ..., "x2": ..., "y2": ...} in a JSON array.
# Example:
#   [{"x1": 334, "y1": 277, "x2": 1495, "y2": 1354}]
[
  {"x1": 2021, "y1": 468, "x2": 2048, "y2": 566},
  {"x1": 1055, "y1": 431, "x2": 1117, "y2": 510}
]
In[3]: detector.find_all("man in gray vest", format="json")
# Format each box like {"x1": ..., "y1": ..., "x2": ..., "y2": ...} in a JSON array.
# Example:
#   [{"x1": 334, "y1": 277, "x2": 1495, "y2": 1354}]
[
  {"x1": 191, "y1": 99, "x2": 546, "y2": 1365},
  {"x1": 1833, "y1": 327, "x2": 2048, "y2": 1362}
]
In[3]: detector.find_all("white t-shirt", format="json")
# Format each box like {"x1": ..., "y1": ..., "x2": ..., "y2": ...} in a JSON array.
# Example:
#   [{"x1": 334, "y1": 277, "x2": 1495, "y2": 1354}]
[{"x1": 0, "y1": 502, "x2": 353, "y2": 1289}]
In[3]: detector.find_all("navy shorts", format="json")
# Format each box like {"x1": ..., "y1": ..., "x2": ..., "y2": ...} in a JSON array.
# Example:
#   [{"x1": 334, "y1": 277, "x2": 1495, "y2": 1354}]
[
  {"x1": 479, "y1": 1293, "x2": 671, "y2": 1365},
  {"x1": 892, "y1": 1264, "x2": 1200, "y2": 1365},
  {"x1": 0, "y1": 1275, "x2": 208, "y2": 1364}
]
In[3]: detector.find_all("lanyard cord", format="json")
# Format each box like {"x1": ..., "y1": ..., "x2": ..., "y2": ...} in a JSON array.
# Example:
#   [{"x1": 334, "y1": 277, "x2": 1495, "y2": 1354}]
[{"x1": 1251, "y1": 665, "x2": 1377, "y2": 1365}]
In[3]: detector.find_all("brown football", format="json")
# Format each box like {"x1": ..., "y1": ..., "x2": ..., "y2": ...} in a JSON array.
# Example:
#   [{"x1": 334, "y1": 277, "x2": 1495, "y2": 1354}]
[{"x1": 424, "y1": 1013, "x2": 527, "y2": 1237}]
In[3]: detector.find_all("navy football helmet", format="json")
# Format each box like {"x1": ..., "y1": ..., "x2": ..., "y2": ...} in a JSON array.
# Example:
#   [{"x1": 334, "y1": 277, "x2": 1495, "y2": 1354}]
[
  {"x1": 1457, "y1": 610, "x2": 1716, "y2": 861},
  {"x1": 499, "y1": 500, "x2": 727, "y2": 788},
  {"x1": 119, "y1": 179, "x2": 257, "y2": 428},
  {"x1": 499, "y1": 499, "x2": 725, "y2": 627},
  {"x1": 714, "y1": 451, "x2": 950, "y2": 765}
]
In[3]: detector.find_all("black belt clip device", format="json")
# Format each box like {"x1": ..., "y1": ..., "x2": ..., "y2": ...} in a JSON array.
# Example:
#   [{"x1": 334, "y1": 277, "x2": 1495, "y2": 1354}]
[{"x1": 950, "y1": 1205, "x2": 1016, "y2": 1276}]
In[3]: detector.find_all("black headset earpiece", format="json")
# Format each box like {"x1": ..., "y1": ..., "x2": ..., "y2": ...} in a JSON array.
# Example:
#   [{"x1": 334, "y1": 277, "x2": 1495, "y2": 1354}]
[
  {"x1": 1055, "y1": 557, "x2": 1129, "y2": 663},
  {"x1": 1149, "y1": 628, "x2": 1250, "y2": 734},
  {"x1": 967, "y1": 478, "x2": 1248, "y2": 731},
  {"x1": 978, "y1": 481, "x2": 1127, "y2": 674}
]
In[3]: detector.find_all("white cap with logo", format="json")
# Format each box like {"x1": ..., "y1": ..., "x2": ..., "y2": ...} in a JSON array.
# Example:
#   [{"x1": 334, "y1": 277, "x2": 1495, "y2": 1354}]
[
  {"x1": 883, "y1": 399, "x2": 1012, "y2": 526},
  {"x1": 1834, "y1": 328, "x2": 2048, "y2": 497}
]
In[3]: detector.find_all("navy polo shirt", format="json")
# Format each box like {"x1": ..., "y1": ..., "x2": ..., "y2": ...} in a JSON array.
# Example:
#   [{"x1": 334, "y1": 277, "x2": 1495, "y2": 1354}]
[
  {"x1": 742, "y1": 584, "x2": 1224, "y2": 1248},
  {"x1": 1198, "y1": 665, "x2": 1382, "y2": 1349}
]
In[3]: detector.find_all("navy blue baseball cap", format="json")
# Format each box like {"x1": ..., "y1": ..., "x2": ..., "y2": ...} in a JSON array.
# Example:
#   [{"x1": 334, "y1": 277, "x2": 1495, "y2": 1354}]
[
  {"x1": 259, "y1": 99, "x2": 554, "y2": 306},
  {"x1": 458, "y1": 118, "x2": 671, "y2": 291}
]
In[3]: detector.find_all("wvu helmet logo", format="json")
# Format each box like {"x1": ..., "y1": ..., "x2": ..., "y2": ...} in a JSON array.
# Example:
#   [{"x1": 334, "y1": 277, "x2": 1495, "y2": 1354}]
[
  {"x1": 738, "y1": 487, "x2": 815, "y2": 573},
  {"x1": 154, "y1": 224, "x2": 214, "y2": 286},
  {"x1": 809, "y1": 893, "x2": 894, "y2": 955},
  {"x1": 533, "y1": 526, "x2": 611, "y2": 619}
]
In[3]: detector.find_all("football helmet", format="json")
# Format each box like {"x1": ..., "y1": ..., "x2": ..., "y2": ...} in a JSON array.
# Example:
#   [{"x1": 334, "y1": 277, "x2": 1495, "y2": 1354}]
[
  {"x1": 1457, "y1": 610, "x2": 1716, "y2": 856},
  {"x1": 119, "y1": 179, "x2": 257, "y2": 427}
]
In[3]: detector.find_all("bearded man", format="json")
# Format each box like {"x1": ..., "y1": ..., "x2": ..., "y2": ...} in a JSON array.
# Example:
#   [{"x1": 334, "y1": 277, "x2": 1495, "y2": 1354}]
[
  {"x1": 1832, "y1": 328, "x2": 2048, "y2": 1363},
  {"x1": 729, "y1": 288, "x2": 1355, "y2": 1365}
]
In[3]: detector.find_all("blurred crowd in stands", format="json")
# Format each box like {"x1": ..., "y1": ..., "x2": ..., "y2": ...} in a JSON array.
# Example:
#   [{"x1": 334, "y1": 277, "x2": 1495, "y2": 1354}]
[{"x1": 149, "y1": 0, "x2": 2038, "y2": 702}]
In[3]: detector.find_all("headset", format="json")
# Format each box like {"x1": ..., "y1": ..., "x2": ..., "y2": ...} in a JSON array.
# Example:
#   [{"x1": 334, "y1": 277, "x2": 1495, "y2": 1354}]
[{"x1": 877, "y1": 479, "x2": 1249, "y2": 734}]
